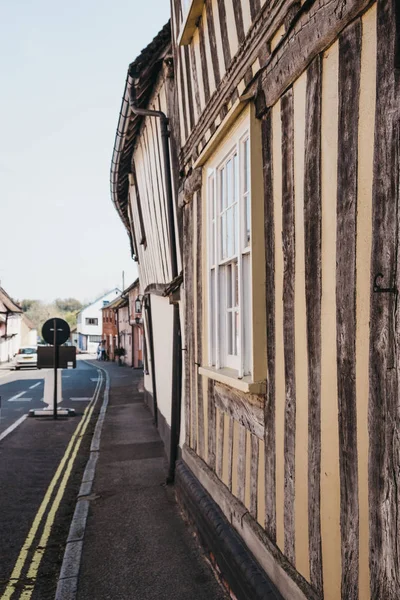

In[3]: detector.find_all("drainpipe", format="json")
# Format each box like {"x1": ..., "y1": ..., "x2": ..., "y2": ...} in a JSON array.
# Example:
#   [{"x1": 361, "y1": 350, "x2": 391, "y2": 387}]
[{"x1": 128, "y1": 76, "x2": 182, "y2": 482}]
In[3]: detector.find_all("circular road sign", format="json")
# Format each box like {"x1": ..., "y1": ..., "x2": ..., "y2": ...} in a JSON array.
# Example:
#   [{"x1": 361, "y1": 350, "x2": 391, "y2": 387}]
[{"x1": 42, "y1": 318, "x2": 71, "y2": 346}]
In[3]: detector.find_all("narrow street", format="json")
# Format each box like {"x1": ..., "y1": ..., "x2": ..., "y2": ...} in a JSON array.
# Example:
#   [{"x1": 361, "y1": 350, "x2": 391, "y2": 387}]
[{"x1": 0, "y1": 358, "x2": 102, "y2": 600}]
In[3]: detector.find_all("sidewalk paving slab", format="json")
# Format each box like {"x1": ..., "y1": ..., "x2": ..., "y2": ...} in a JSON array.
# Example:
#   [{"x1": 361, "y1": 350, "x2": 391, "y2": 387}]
[{"x1": 73, "y1": 360, "x2": 228, "y2": 600}]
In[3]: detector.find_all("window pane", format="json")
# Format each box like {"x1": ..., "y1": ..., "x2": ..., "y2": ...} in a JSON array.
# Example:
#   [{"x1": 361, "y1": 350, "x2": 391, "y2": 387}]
[
  {"x1": 234, "y1": 261, "x2": 239, "y2": 307},
  {"x1": 221, "y1": 212, "x2": 226, "y2": 259},
  {"x1": 243, "y1": 138, "x2": 249, "y2": 193},
  {"x1": 245, "y1": 195, "x2": 251, "y2": 247},
  {"x1": 210, "y1": 269, "x2": 215, "y2": 365},
  {"x1": 220, "y1": 168, "x2": 225, "y2": 210},
  {"x1": 209, "y1": 176, "x2": 215, "y2": 264},
  {"x1": 227, "y1": 207, "x2": 234, "y2": 258},
  {"x1": 234, "y1": 311, "x2": 239, "y2": 356},
  {"x1": 227, "y1": 263, "x2": 232, "y2": 308},
  {"x1": 234, "y1": 203, "x2": 238, "y2": 254},
  {"x1": 233, "y1": 153, "x2": 238, "y2": 203},
  {"x1": 242, "y1": 253, "x2": 251, "y2": 375},
  {"x1": 226, "y1": 159, "x2": 232, "y2": 207},
  {"x1": 211, "y1": 220, "x2": 215, "y2": 265},
  {"x1": 227, "y1": 310, "x2": 232, "y2": 355}
]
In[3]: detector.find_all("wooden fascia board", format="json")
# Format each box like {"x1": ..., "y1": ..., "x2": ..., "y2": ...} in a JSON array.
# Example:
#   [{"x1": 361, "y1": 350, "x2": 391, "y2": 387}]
[{"x1": 177, "y1": 0, "x2": 205, "y2": 46}]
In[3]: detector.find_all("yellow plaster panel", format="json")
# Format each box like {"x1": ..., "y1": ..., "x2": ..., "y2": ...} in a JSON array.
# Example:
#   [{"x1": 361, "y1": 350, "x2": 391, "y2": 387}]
[
  {"x1": 257, "y1": 438, "x2": 266, "y2": 527},
  {"x1": 232, "y1": 419, "x2": 240, "y2": 497},
  {"x1": 178, "y1": 51, "x2": 188, "y2": 145},
  {"x1": 270, "y1": 24, "x2": 285, "y2": 53},
  {"x1": 224, "y1": 0, "x2": 239, "y2": 59},
  {"x1": 293, "y1": 70, "x2": 310, "y2": 582},
  {"x1": 203, "y1": 376, "x2": 209, "y2": 462},
  {"x1": 357, "y1": 6, "x2": 376, "y2": 599},
  {"x1": 215, "y1": 406, "x2": 221, "y2": 471},
  {"x1": 192, "y1": 27, "x2": 206, "y2": 113},
  {"x1": 241, "y1": 0, "x2": 252, "y2": 38},
  {"x1": 222, "y1": 412, "x2": 231, "y2": 486},
  {"x1": 320, "y1": 41, "x2": 341, "y2": 600},
  {"x1": 245, "y1": 430, "x2": 252, "y2": 509},
  {"x1": 272, "y1": 100, "x2": 285, "y2": 553}
]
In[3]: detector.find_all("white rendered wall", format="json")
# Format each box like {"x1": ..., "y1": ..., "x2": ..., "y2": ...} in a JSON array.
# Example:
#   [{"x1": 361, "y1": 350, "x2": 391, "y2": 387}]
[{"x1": 151, "y1": 294, "x2": 173, "y2": 426}]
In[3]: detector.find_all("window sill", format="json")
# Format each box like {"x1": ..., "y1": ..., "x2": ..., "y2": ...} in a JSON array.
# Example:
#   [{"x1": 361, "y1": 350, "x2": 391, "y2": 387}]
[
  {"x1": 177, "y1": 0, "x2": 205, "y2": 46},
  {"x1": 199, "y1": 366, "x2": 266, "y2": 395}
]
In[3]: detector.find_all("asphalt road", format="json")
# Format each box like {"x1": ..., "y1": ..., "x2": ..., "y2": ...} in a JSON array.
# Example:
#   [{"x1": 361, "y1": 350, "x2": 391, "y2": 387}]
[{"x1": 0, "y1": 358, "x2": 103, "y2": 600}]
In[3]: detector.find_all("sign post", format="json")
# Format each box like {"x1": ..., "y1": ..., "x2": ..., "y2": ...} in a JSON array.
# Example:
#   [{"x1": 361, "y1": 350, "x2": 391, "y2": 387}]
[{"x1": 42, "y1": 318, "x2": 71, "y2": 420}]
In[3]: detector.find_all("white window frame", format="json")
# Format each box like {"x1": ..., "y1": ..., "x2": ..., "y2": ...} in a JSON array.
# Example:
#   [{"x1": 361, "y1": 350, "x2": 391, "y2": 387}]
[{"x1": 207, "y1": 118, "x2": 252, "y2": 378}]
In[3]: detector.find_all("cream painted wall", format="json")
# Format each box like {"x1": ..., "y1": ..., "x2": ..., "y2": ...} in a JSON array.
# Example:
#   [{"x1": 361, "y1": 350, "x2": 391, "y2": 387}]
[{"x1": 151, "y1": 294, "x2": 174, "y2": 426}]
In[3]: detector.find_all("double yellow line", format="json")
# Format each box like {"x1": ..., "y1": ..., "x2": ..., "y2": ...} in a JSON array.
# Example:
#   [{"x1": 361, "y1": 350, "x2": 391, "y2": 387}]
[{"x1": 1, "y1": 370, "x2": 103, "y2": 600}]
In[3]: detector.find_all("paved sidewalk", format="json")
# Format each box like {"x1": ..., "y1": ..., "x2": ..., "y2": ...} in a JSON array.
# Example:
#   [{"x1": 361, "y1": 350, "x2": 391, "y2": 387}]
[{"x1": 68, "y1": 360, "x2": 228, "y2": 600}]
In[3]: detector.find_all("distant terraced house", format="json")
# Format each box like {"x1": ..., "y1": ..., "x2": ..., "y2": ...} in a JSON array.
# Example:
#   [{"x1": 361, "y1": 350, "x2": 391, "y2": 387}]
[
  {"x1": 111, "y1": 1, "x2": 400, "y2": 598},
  {"x1": 0, "y1": 287, "x2": 36, "y2": 363}
]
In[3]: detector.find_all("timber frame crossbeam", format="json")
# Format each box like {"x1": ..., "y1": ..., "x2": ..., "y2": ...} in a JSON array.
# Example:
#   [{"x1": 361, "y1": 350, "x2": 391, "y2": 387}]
[{"x1": 259, "y1": 0, "x2": 374, "y2": 110}]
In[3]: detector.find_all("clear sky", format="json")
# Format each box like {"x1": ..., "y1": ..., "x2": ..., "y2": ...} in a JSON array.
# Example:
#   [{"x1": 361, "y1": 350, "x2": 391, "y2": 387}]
[{"x1": 0, "y1": 0, "x2": 170, "y2": 304}]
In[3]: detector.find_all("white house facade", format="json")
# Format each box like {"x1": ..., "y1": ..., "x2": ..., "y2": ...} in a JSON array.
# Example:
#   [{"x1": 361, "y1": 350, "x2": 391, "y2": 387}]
[
  {"x1": 0, "y1": 287, "x2": 23, "y2": 363},
  {"x1": 76, "y1": 289, "x2": 121, "y2": 353}
]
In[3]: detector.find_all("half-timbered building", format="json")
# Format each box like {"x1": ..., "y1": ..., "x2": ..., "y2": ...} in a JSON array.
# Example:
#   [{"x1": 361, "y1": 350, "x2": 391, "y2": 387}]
[
  {"x1": 111, "y1": 23, "x2": 185, "y2": 471},
  {"x1": 111, "y1": 0, "x2": 400, "y2": 598}
]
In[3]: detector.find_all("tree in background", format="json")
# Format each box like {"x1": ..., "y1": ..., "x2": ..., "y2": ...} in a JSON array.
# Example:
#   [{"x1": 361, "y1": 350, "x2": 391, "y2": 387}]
[
  {"x1": 54, "y1": 298, "x2": 83, "y2": 313},
  {"x1": 19, "y1": 298, "x2": 83, "y2": 336}
]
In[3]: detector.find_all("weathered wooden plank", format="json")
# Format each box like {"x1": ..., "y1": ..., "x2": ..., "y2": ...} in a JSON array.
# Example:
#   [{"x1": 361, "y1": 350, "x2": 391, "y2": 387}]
[
  {"x1": 189, "y1": 42, "x2": 202, "y2": 119},
  {"x1": 198, "y1": 15, "x2": 210, "y2": 104},
  {"x1": 183, "y1": 204, "x2": 191, "y2": 446},
  {"x1": 159, "y1": 78, "x2": 183, "y2": 255},
  {"x1": 139, "y1": 130, "x2": 165, "y2": 282},
  {"x1": 216, "y1": 408, "x2": 225, "y2": 479},
  {"x1": 146, "y1": 115, "x2": 169, "y2": 279},
  {"x1": 336, "y1": 19, "x2": 361, "y2": 600},
  {"x1": 232, "y1": 0, "x2": 245, "y2": 45},
  {"x1": 178, "y1": 47, "x2": 189, "y2": 141},
  {"x1": 183, "y1": 45, "x2": 195, "y2": 130},
  {"x1": 281, "y1": 88, "x2": 296, "y2": 566},
  {"x1": 227, "y1": 417, "x2": 234, "y2": 491},
  {"x1": 237, "y1": 423, "x2": 246, "y2": 504},
  {"x1": 250, "y1": 434, "x2": 259, "y2": 519},
  {"x1": 258, "y1": 40, "x2": 271, "y2": 69},
  {"x1": 208, "y1": 379, "x2": 216, "y2": 470},
  {"x1": 304, "y1": 54, "x2": 323, "y2": 596},
  {"x1": 205, "y1": 0, "x2": 221, "y2": 87},
  {"x1": 369, "y1": 0, "x2": 400, "y2": 597},
  {"x1": 213, "y1": 383, "x2": 264, "y2": 439},
  {"x1": 216, "y1": 0, "x2": 231, "y2": 70},
  {"x1": 395, "y1": 0, "x2": 400, "y2": 69},
  {"x1": 260, "y1": 0, "x2": 372, "y2": 109},
  {"x1": 131, "y1": 163, "x2": 146, "y2": 245},
  {"x1": 178, "y1": 168, "x2": 202, "y2": 208},
  {"x1": 196, "y1": 191, "x2": 205, "y2": 458},
  {"x1": 262, "y1": 110, "x2": 276, "y2": 542},
  {"x1": 172, "y1": 0, "x2": 182, "y2": 28},
  {"x1": 249, "y1": 0, "x2": 261, "y2": 22}
]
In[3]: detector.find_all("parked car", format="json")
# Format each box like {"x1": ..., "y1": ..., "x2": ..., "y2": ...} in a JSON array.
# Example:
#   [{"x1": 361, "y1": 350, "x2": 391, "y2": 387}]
[{"x1": 14, "y1": 346, "x2": 38, "y2": 370}]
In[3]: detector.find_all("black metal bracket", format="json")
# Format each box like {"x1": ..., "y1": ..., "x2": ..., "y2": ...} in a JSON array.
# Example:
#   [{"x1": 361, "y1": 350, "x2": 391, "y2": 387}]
[{"x1": 373, "y1": 273, "x2": 398, "y2": 294}]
